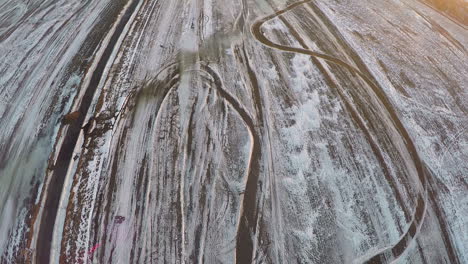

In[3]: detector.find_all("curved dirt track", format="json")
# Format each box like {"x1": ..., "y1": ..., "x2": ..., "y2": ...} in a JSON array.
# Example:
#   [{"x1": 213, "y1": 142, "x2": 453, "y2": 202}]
[{"x1": 251, "y1": 1, "x2": 430, "y2": 263}]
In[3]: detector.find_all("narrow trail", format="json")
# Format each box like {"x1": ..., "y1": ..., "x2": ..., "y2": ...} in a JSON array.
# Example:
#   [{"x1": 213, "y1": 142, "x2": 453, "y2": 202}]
[
  {"x1": 199, "y1": 64, "x2": 262, "y2": 264},
  {"x1": 250, "y1": 1, "x2": 431, "y2": 263},
  {"x1": 122, "y1": 60, "x2": 259, "y2": 263},
  {"x1": 102, "y1": 63, "x2": 181, "y2": 264},
  {"x1": 162, "y1": 62, "x2": 260, "y2": 263},
  {"x1": 33, "y1": 0, "x2": 142, "y2": 262},
  {"x1": 238, "y1": 43, "x2": 286, "y2": 263}
]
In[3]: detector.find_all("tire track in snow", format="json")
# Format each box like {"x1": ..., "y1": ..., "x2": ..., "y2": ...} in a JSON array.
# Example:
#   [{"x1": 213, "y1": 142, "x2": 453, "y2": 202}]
[
  {"x1": 61, "y1": 62, "x2": 181, "y2": 263},
  {"x1": 107, "y1": 60, "x2": 256, "y2": 263},
  {"x1": 182, "y1": 64, "x2": 254, "y2": 263},
  {"x1": 233, "y1": 43, "x2": 286, "y2": 263},
  {"x1": 198, "y1": 64, "x2": 261, "y2": 264},
  {"x1": 280, "y1": 0, "x2": 417, "y2": 224},
  {"x1": 33, "y1": 0, "x2": 142, "y2": 262},
  {"x1": 112, "y1": 63, "x2": 180, "y2": 264},
  {"x1": 251, "y1": 1, "x2": 430, "y2": 263},
  {"x1": 177, "y1": 61, "x2": 259, "y2": 264}
]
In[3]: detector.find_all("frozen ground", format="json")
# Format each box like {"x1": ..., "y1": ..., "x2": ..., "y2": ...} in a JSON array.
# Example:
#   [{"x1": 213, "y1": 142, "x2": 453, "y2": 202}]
[{"x1": 0, "y1": 0, "x2": 467, "y2": 263}]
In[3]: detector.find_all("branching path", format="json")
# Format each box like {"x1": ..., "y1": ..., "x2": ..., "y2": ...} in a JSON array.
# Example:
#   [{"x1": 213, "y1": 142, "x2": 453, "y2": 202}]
[
  {"x1": 250, "y1": 1, "x2": 430, "y2": 263},
  {"x1": 199, "y1": 64, "x2": 261, "y2": 264},
  {"x1": 126, "y1": 60, "x2": 259, "y2": 263}
]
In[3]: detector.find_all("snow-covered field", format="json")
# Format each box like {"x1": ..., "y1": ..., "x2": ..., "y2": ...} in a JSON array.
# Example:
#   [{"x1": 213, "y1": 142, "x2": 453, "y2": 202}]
[{"x1": 0, "y1": 0, "x2": 466, "y2": 263}]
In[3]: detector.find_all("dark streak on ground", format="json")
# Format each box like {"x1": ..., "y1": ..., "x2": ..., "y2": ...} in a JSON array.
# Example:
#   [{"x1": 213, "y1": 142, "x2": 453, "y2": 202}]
[
  {"x1": 35, "y1": 0, "x2": 140, "y2": 262},
  {"x1": 250, "y1": 1, "x2": 440, "y2": 263},
  {"x1": 274, "y1": 2, "x2": 412, "y2": 226},
  {"x1": 193, "y1": 64, "x2": 261, "y2": 264}
]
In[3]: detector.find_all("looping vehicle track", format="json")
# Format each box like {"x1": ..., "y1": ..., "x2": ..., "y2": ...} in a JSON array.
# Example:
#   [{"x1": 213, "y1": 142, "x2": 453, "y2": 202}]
[{"x1": 250, "y1": 1, "x2": 431, "y2": 262}]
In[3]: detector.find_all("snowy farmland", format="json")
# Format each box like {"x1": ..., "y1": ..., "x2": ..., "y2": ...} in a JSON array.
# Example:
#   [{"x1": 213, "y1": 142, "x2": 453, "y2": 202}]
[{"x1": 0, "y1": 0, "x2": 467, "y2": 263}]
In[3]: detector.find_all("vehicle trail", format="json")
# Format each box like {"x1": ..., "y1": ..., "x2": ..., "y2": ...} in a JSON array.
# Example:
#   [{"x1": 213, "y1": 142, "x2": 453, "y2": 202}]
[
  {"x1": 198, "y1": 64, "x2": 261, "y2": 264},
  {"x1": 121, "y1": 59, "x2": 258, "y2": 263},
  {"x1": 181, "y1": 62, "x2": 259, "y2": 263},
  {"x1": 33, "y1": 0, "x2": 142, "y2": 262},
  {"x1": 251, "y1": 1, "x2": 430, "y2": 263},
  {"x1": 76, "y1": 61, "x2": 181, "y2": 263},
  {"x1": 233, "y1": 42, "x2": 286, "y2": 263}
]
